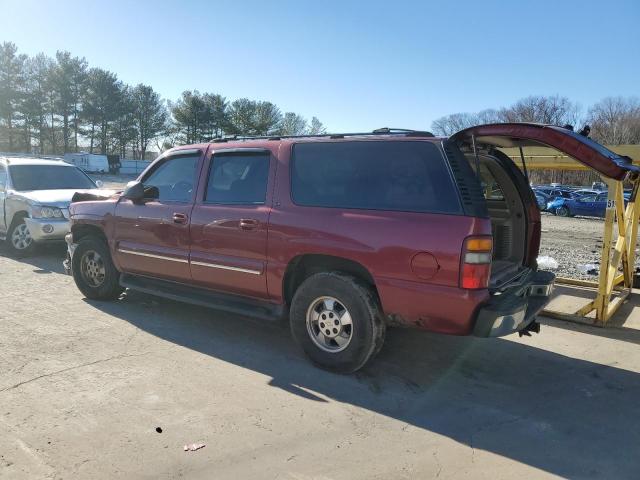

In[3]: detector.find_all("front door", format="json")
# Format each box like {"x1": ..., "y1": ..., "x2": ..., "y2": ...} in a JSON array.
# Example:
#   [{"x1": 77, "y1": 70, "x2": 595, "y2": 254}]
[
  {"x1": 112, "y1": 150, "x2": 203, "y2": 283},
  {"x1": 573, "y1": 194, "x2": 597, "y2": 216},
  {"x1": 189, "y1": 148, "x2": 274, "y2": 300}
]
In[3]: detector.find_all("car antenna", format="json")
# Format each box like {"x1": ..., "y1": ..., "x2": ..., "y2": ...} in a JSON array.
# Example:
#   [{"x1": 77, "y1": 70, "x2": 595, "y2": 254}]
[
  {"x1": 518, "y1": 146, "x2": 529, "y2": 183},
  {"x1": 471, "y1": 134, "x2": 481, "y2": 178}
]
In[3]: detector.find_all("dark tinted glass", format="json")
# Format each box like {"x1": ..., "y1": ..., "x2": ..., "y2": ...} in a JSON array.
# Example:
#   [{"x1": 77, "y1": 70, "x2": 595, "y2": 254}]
[
  {"x1": 205, "y1": 153, "x2": 270, "y2": 204},
  {"x1": 143, "y1": 155, "x2": 199, "y2": 202},
  {"x1": 291, "y1": 141, "x2": 461, "y2": 213},
  {"x1": 9, "y1": 165, "x2": 96, "y2": 191}
]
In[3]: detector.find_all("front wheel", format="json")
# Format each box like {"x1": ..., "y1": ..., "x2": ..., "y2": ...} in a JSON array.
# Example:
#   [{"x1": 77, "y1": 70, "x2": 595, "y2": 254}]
[
  {"x1": 290, "y1": 272, "x2": 386, "y2": 373},
  {"x1": 71, "y1": 236, "x2": 123, "y2": 300},
  {"x1": 556, "y1": 206, "x2": 571, "y2": 217},
  {"x1": 6, "y1": 217, "x2": 35, "y2": 257}
]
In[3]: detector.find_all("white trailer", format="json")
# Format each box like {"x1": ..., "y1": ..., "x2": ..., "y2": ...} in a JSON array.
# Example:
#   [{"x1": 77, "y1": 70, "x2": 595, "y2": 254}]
[{"x1": 63, "y1": 153, "x2": 109, "y2": 173}]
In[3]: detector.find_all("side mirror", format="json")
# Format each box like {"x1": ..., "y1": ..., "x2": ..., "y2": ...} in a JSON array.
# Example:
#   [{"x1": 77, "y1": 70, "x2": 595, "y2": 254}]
[
  {"x1": 95, "y1": 179, "x2": 104, "y2": 188},
  {"x1": 122, "y1": 181, "x2": 145, "y2": 203}
]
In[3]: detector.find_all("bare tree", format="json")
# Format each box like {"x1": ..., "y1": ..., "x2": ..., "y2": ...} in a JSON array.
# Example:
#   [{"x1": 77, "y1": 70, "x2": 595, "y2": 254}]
[
  {"x1": 587, "y1": 97, "x2": 640, "y2": 144},
  {"x1": 499, "y1": 95, "x2": 580, "y2": 126},
  {"x1": 431, "y1": 112, "x2": 478, "y2": 136}
]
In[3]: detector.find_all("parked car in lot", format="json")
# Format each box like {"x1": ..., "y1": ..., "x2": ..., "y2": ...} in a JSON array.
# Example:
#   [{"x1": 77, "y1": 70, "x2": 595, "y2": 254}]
[
  {"x1": 0, "y1": 156, "x2": 112, "y2": 256},
  {"x1": 65, "y1": 123, "x2": 636, "y2": 372},
  {"x1": 533, "y1": 186, "x2": 575, "y2": 200},
  {"x1": 549, "y1": 191, "x2": 630, "y2": 217}
]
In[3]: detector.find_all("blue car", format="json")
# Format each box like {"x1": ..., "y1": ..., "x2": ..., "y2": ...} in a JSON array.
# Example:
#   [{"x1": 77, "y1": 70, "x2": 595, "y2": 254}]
[{"x1": 549, "y1": 192, "x2": 629, "y2": 217}]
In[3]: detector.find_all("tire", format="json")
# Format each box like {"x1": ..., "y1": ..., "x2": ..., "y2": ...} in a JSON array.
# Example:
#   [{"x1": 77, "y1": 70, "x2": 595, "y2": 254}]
[
  {"x1": 290, "y1": 272, "x2": 386, "y2": 373},
  {"x1": 6, "y1": 216, "x2": 35, "y2": 257},
  {"x1": 71, "y1": 236, "x2": 123, "y2": 300},
  {"x1": 556, "y1": 206, "x2": 571, "y2": 217}
]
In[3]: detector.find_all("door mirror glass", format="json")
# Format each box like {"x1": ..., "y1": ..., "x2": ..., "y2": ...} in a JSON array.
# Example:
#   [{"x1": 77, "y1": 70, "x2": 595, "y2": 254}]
[{"x1": 122, "y1": 181, "x2": 145, "y2": 202}]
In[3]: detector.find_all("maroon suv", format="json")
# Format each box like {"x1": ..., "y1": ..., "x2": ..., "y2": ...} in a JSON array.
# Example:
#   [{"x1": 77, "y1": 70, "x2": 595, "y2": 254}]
[{"x1": 65, "y1": 123, "x2": 635, "y2": 372}]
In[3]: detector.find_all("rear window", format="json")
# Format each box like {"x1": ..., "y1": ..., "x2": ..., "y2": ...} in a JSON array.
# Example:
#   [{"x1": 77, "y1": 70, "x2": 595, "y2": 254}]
[{"x1": 291, "y1": 141, "x2": 462, "y2": 214}]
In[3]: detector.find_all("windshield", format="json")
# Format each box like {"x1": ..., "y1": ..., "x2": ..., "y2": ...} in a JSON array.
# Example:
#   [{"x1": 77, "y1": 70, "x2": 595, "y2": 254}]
[{"x1": 9, "y1": 165, "x2": 96, "y2": 191}]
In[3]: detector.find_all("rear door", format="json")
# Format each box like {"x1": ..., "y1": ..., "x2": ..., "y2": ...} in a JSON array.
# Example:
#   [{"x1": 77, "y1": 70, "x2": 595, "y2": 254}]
[
  {"x1": 112, "y1": 149, "x2": 203, "y2": 282},
  {"x1": 595, "y1": 193, "x2": 609, "y2": 217},
  {"x1": 188, "y1": 148, "x2": 274, "y2": 300}
]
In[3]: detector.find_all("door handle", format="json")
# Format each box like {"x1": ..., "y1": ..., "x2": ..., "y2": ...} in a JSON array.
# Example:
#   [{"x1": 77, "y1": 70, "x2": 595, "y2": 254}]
[
  {"x1": 239, "y1": 218, "x2": 259, "y2": 230},
  {"x1": 172, "y1": 213, "x2": 188, "y2": 224}
]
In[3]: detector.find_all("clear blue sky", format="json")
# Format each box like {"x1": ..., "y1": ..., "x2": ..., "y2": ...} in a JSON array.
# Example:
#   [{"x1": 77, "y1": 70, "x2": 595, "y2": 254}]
[{"x1": 1, "y1": 0, "x2": 638, "y2": 132}]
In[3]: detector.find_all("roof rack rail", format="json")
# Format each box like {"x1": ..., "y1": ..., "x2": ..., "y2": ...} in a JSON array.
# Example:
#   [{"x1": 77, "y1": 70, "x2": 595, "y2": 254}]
[{"x1": 207, "y1": 128, "x2": 435, "y2": 143}]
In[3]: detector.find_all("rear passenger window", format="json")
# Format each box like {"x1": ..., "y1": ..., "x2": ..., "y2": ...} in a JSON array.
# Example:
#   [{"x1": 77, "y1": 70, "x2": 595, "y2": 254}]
[
  {"x1": 291, "y1": 141, "x2": 461, "y2": 214},
  {"x1": 205, "y1": 152, "x2": 270, "y2": 204}
]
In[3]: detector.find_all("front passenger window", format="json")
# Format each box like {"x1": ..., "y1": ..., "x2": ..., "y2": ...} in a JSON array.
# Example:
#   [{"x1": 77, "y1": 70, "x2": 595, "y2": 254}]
[{"x1": 143, "y1": 154, "x2": 200, "y2": 202}]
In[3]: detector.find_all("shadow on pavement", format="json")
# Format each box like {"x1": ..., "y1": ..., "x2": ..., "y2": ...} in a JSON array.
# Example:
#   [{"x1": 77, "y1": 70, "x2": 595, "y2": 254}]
[
  {"x1": 0, "y1": 242, "x2": 67, "y2": 274},
  {"x1": 86, "y1": 290, "x2": 640, "y2": 479}
]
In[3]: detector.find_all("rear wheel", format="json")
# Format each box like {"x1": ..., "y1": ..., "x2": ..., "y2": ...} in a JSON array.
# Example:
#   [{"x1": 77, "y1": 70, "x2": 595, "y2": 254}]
[
  {"x1": 6, "y1": 216, "x2": 35, "y2": 257},
  {"x1": 72, "y1": 236, "x2": 123, "y2": 300},
  {"x1": 290, "y1": 272, "x2": 385, "y2": 373},
  {"x1": 556, "y1": 206, "x2": 571, "y2": 217}
]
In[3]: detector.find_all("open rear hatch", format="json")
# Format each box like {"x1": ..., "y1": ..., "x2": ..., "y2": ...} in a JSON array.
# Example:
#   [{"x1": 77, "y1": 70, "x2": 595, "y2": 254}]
[{"x1": 450, "y1": 123, "x2": 640, "y2": 291}]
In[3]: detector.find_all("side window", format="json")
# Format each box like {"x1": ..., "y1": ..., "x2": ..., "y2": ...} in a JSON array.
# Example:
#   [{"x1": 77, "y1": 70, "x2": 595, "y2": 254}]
[
  {"x1": 0, "y1": 166, "x2": 6, "y2": 191},
  {"x1": 143, "y1": 154, "x2": 200, "y2": 202},
  {"x1": 291, "y1": 141, "x2": 461, "y2": 214},
  {"x1": 477, "y1": 164, "x2": 505, "y2": 201},
  {"x1": 205, "y1": 152, "x2": 270, "y2": 204},
  {"x1": 581, "y1": 194, "x2": 597, "y2": 202}
]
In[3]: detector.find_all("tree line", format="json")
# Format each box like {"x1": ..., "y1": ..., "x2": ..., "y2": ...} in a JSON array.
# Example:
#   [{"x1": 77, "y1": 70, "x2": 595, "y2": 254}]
[
  {"x1": 431, "y1": 94, "x2": 640, "y2": 145},
  {"x1": 0, "y1": 42, "x2": 325, "y2": 159}
]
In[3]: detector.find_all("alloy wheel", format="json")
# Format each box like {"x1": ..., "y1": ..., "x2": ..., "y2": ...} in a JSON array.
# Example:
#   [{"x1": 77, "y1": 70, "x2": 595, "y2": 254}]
[
  {"x1": 80, "y1": 250, "x2": 106, "y2": 287},
  {"x1": 306, "y1": 296, "x2": 353, "y2": 353},
  {"x1": 11, "y1": 223, "x2": 33, "y2": 250}
]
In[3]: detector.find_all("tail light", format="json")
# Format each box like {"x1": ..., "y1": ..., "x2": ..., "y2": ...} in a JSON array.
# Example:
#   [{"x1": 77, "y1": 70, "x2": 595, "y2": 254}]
[{"x1": 460, "y1": 236, "x2": 493, "y2": 289}]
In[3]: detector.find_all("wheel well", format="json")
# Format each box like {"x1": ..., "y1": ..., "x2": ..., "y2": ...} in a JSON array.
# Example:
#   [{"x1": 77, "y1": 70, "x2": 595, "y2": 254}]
[
  {"x1": 72, "y1": 224, "x2": 107, "y2": 244},
  {"x1": 283, "y1": 254, "x2": 378, "y2": 305},
  {"x1": 9, "y1": 210, "x2": 28, "y2": 226}
]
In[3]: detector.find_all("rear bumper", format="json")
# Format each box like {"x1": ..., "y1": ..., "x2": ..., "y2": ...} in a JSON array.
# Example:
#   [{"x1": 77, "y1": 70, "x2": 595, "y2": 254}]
[{"x1": 473, "y1": 270, "x2": 555, "y2": 337}]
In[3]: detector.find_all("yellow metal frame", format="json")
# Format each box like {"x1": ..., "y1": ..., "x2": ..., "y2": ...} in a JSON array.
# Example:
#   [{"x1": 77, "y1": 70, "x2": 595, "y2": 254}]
[{"x1": 542, "y1": 174, "x2": 640, "y2": 325}]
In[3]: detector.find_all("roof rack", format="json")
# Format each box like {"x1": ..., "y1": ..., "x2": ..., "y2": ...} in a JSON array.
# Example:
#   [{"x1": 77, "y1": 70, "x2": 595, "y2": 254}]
[{"x1": 208, "y1": 128, "x2": 435, "y2": 143}]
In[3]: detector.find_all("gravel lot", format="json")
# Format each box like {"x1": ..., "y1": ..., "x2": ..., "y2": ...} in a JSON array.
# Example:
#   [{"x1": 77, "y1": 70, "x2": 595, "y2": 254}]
[{"x1": 538, "y1": 213, "x2": 610, "y2": 280}]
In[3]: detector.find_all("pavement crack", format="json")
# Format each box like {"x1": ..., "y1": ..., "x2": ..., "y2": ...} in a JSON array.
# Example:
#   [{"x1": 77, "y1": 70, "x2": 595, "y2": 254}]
[{"x1": 0, "y1": 352, "x2": 149, "y2": 393}]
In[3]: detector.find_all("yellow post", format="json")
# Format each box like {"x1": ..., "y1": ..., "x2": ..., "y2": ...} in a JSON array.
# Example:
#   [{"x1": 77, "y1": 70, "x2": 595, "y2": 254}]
[
  {"x1": 594, "y1": 178, "x2": 617, "y2": 323},
  {"x1": 626, "y1": 176, "x2": 640, "y2": 286}
]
